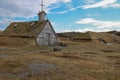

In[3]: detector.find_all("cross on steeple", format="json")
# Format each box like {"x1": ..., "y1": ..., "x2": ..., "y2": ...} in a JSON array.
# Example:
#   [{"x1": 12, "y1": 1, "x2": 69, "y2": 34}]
[
  {"x1": 40, "y1": 0, "x2": 45, "y2": 11},
  {"x1": 38, "y1": 0, "x2": 46, "y2": 21}
]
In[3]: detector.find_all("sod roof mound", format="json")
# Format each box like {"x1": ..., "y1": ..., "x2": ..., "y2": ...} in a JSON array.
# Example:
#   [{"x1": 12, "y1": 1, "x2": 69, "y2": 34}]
[
  {"x1": 2, "y1": 20, "x2": 49, "y2": 37},
  {"x1": 71, "y1": 31, "x2": 120, "y2": 43}
]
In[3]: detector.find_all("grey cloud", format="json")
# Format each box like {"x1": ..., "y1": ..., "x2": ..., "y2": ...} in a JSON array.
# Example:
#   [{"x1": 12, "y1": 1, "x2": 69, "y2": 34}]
[{"x1": 0, "y1": 0, "x2": 39, "y2": 18}]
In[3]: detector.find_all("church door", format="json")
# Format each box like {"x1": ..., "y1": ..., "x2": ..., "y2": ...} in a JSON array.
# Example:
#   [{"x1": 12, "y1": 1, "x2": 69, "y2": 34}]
[{"x1": 46, "y1": 33, "x2": 50, "y2": 46}]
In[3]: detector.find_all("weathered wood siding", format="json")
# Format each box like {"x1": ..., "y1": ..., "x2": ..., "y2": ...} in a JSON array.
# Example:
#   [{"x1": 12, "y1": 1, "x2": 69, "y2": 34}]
[{"x1": 36, "y1": 22, "x2": 57, "y2": 46}]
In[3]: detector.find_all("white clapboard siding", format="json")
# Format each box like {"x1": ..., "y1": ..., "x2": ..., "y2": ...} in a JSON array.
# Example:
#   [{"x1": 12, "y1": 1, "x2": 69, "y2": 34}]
[{"x1": 36, "y1": 22, "x2": 57, "y2": 46}]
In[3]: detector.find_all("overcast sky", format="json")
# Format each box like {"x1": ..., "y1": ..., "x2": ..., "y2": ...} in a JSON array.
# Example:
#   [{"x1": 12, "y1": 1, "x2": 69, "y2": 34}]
[{"x1": 0, "y1": 0, "x2": 120, "y2": 32}]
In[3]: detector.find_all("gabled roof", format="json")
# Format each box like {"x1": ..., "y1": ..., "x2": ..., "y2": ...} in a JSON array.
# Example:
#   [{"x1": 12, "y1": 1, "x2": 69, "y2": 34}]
[{"x1": 3, "y1": 20, "x2": 51, "y2": 37}]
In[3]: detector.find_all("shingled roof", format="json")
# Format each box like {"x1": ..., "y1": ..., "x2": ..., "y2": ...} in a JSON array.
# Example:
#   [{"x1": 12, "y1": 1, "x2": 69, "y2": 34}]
[{"x1": 3, "y1": 20, "x2": 50, "y2": 37}]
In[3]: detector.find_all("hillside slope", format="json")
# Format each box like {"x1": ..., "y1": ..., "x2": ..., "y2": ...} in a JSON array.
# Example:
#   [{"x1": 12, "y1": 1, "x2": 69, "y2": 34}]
[{"x1": 58, "y1": 32, "x2": 120, "y2": 44}]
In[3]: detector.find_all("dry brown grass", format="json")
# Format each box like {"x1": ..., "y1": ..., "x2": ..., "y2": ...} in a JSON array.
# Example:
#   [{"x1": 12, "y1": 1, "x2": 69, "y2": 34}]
[
  {"x1": 0, "y1": 37, "x2": 35, "y2": 46},
  {"x1": 0, "y1": 37, "x2": 120, "y2": 80}
]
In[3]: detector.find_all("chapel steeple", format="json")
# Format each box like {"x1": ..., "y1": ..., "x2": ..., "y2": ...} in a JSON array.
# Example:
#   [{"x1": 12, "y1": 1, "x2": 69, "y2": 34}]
[{"x1": 38, "y1": 0, "x2": 46, "y2": 21}]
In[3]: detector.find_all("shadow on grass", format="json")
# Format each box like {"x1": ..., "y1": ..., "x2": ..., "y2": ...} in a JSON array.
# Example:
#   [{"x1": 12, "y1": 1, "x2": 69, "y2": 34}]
[{"x1": 101, "y1": 50, "x2": 116, "y2": 53}]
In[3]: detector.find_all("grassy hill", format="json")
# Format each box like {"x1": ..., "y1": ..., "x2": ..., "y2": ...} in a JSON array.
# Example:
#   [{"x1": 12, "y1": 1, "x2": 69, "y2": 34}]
[
  {"x1": 107, "y1": 31, "x2": 120, "y2": 36},
  {"x1": 58, "y1": 31, "x2": 120, "y2": 44},
  {"x1": 0, "y1": 37, "x2": 120, "y2": 80},
  {"x1": 0, "y1": 31, "x2": 2, "y2": 35}
]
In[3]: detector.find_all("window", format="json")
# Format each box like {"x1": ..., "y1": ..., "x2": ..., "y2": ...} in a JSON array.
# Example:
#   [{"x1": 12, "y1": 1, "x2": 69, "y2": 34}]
[
  {"x1": 30, "y1": 22, "x2": 35, "y2": 26},
  {"x1": 14, "y1": 24, "x2": 17, "y2": 27}
]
